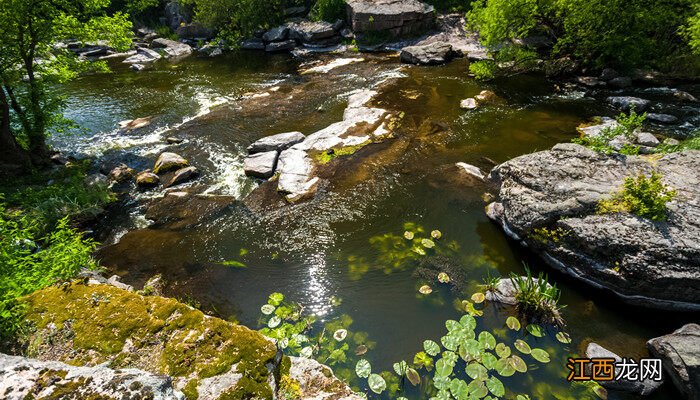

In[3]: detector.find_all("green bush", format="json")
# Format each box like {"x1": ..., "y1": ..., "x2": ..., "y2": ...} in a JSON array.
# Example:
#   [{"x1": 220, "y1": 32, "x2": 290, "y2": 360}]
[
  {"x1": 0, "y1": 201, "x2": 100, "y2": 340},
  {"x1": 311, "y1": 0, "x2": 346, "y2": 22},
  {"x1": 598, "y1": 172, "x2": 677, "y2": 221},
  {"x1": 572, "y1": 108, "x2": 645, "y2": 154}
]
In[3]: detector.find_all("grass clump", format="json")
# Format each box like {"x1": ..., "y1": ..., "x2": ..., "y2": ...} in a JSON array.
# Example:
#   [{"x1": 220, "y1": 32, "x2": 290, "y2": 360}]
[
  {"x1": 573, "y1": 108, "x2": 645, "y2": 154},
  {"x1": 510, "y1": 266, "x2": 564, "y2": 327},
  {"x1": 530, "y1": 227, "x2": 570, "y2": 245},
  {"x1": 598, "y1": 171, "x2": 677, "y2": 221},
  {"x1": 311, "y1": 0, "x2": 346, "y2": 22}
]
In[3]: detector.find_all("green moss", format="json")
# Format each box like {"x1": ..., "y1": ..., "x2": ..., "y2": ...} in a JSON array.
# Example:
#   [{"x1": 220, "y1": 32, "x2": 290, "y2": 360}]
[
  {"x1": 278, "y1": 375, "x2": 302, "y2": 400},
  {"x1": 22, "y1": 282, "x2": 279, "y2": 400},
  {"x1": 182, "y1": 379, "x2": 200, "y2": 400},
  {"x1": 312, "y1": 143, "x2": 370, "y2": 165},
  {"x1": 219, "y1": 375, "x2": 274, "y2": 400},
  {"x1": 529, "y1": 227, "x2": 570, "y2": 245}
]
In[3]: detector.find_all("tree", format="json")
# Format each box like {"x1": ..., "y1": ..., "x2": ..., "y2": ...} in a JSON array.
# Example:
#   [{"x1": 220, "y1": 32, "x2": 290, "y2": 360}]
[{"x1": 0, "y1": 0, "x2": 132, "y2": 169}]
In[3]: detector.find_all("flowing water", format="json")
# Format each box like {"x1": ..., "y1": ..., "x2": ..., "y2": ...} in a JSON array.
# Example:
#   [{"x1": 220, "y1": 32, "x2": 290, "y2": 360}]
[{"x1": 53, "y1": 51, "x2": 697, "y2": 399}]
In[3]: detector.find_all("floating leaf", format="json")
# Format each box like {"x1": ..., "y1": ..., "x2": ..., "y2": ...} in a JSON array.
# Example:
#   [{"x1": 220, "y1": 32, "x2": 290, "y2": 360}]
[
  {"x1": 468, "y1": 380, "x2": 488, "y2": 398},
  {"x1": 462, "y1": 339, "x2": 483, "y2": 358},
  {"x1": 445, "y1": 320, "x2": 461, "y2": 332},
  {"x1": 442, "y1": 350, "x2": 458, "y2": 365},
  {"x1": 424, "y1": 340, "x2": 441, "y2": 356},
  {"x1": 495, "y1": 358, "x2": 516, "y2": 377},
  {"x1": 404, "y1": 231, "x2": 415, "y2": 240},
  {"x1": 221, "y1": 260, "x2": 246, "y2": 268},
  {"x1": 268, "y1": 316, "x2": 281, "y2": 328},
  {"x1": 514, "y1": 339, "x2": 531, "y2": 354},
  {"x1": 459, "y1": 315, "x2": 476, "y2": 330},
  {"x1": 368, "y1": 374, "x2": 386, "y2": 394},
  {"x1": 268, "y1": 293, "x2": 284, "y2": 306},
  {"x1": 419, "y1": 285, "x2": 433, "y2": 294},
  {"x1": 478, "y1": 331, "x2": 496, "y2": 350},
  {"x1": 431, "y1": 230, "x2": 442, "y2": 239},
  {"x1": 438, "y1": 272, "x2": 450, "y2": 283},
  {"x1": 516, "y1": 395, "x2": 531, "y2": 400},
  {"x1": 260, "y1": 304, "x2": 275, "y2": 315},
  {"x1": 356, "y1": 359, "x2": 371, "y2": 378},
  {"x1": 414, "y1": 351, "x2": 434, "y2": 371},
  {"x1": 531, "y1": 348, "x2": 550, "y2": 363},
  {"x1": 450, "y1": 378, "x2": 469, "y2": 400},
  {"x1": 526, "y1": 324, "x2": 544, "y2": 337},
  {"x1": 465, "y1": 363, "x2": 488, "y2": 381},
  {"x1": 393, "y1": 360, "x2": 408, "y2": 376},
  {"x1": 556, "y1": 331, "x2": 572, "y2": 344},
  {"x1": 355, "y1": 345, "x2": 368, "y2": 356},
  {"x1": 463, "y1": 300, "x2": 483, "y2": 316},
  {"x1": 278, "y1": 338, "x2": 289, "y2": 349},
  {"x1": 406, "y1": 367, "x2": 421, "y2": 386},
  {"x1": 508, "y1": 355, "x2": 528, "y2": 373},
  {"x1": 481, "y1": 353, "x2": 498, "y2": 370},
  {"x1": 471, "y1": 292, "x2": 485, "y2": 303},
  {"x1": 506, "y1": 316, "x2": 521, "y2": 331},
  {"x1": 413, "y1": 246, "x2": 427, "y2": 256},
  {"x1": 422, "y1": 238, "x2": 436, "y2": 248},
  {"x1": 441, "y1": 334, "x2": 460, "y2": 351},
  {"x1": 486, "y1": 376, "x2": 505, "y2": 397},
  {"x1": 333, "y1": 329, "x2": 348, "y2": 341},
  {"x1": 495, "y1": 343, "x2": 511, "y2": 358},
  {"x1": 300, "y1": 346, "x2": 313, "y2": 358},
  {"x1": 433, "y1": 374, "x2": 450, "y2": 390},
  {"x1": 435, "y1": 358, "x2": 454, "y2": 377}
]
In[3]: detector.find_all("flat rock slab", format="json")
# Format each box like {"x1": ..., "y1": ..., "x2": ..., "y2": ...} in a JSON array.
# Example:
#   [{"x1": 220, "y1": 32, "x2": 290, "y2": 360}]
[
  {"x1": 244, "y1": 151, "x2": 279, "y2": 179},
  {"x1": 151, "y1": 38, "x2": 192, "y2": 58},
  {"x1": 123, "y1": 48, "x2": 161, "y2": 64},
  {"x1": 647, "y1": 323, "x2": 700, "y2": 399},
  {"x1": 347, "y1": 0, "x2": 435, "y2": 37},
  {"x1": 400, "y1": 41, "x2": 458, "y2": 65},
  {"x1": 248, "y1": 131, "x2": 306, "y2": 153},
  {"x1": 286, "y1": 20, "x2": 337, "y2": 42},
  {"x1": 266, "y1": 40, "x2": 297, "y2": 52},
  {"x1": 487, "y1": 144, "x2": 700, "y2": 310}
]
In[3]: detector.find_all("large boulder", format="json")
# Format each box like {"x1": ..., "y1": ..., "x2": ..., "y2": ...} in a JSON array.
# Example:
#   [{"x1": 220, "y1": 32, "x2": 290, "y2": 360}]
[
  {"x1": 486, "y1": 144, "x2": 700, "y2": 310},
  {"x1": 108, "y1": 163, "x2": 136, "y2": 183},
  {"x1": 286, "y1": 20, "x2": 337, "y2": 43},
  {"x1": 607, "y1": 96, "x2": 651, "y2": 112},
  {"x1": 135, "y1": 170, "x2": 160, "y2": 188},
  {"x1": 400, "y1": 41, "x2": 459, "y2": 65},
  {"x1": 265, "y1": 40, "x2": 297, "y2": 52},
  {"x1": 154, "y1": 152, "x2": 189, "y2": 174},
  {"x1": 248, "y1": 131, "x2": 306, "y2": 153},
  {"x1": 585, "y1": 343, "x2": 663, "y2": 395},
  {"x1": 244, "y1": 151, "x2": 279, "y2": 179},
  {"x1": 0, "y1": 353, "x2": 185, "y2": 399},
  {"x1": 647, "y1": 324, "x2": 700, "y2": 399},
  {"x1": 263, "y1": 26, "x2": 289, "y2": 43},
  {"x1": 151, "y1": 38, "x2": 192, "y2": 58},
  {"x1": 346, "y1": 0, "x2": 435, "y2": 37}
]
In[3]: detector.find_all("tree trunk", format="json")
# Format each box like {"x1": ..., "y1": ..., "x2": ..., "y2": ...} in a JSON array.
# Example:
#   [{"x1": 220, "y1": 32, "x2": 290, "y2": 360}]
[{"x1": 0, "y1": 88, "x2": 31, "y2": 176}]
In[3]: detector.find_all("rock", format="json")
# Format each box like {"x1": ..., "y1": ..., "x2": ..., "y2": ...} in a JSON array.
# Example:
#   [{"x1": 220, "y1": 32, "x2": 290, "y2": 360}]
[
  {"x1": 141, "y1": 274, "x2": 165, "y2": 296},
  {"x1": 166, "y1": 137, "x2": 184, "y2": 144},
  {"x1": 135, "y1": 170, "x2": 160, "y2": 188},
  {"x1": 287, "y1": 20, "x2": 336, "y2": 43},
  {"x1": 543, "y1": 57, "x2": 580, "y2": 77},
  {"x1": 241, "y1": 38, "x2": 265, "y2": 50},
  {"x1": 647, "y1": 324, "x2": 700, "y2": 399},
  {"x1": 123, "y1": 48, "x2": 161, "y2": 64},
  {"x1": 578, "y1": 117, "x2": 620, "y2": 138},
  {"x1": 118, "y1": 116, "x2": 153, "y2": 131},
  {"x1": 276, "y1": 148, "x2": 314, "y2": 195},
  {"x1": 85, "y1": 173, "x2": 108, "y2": 187},
  {"x1": 50, "y1": 153, "x2": 69, "y2": 165},
  {"x1": 475, "y1": 90, "x2": 499, "y2": 104},
  {"x1": 460, "y1": 98, "x2": 478, "y2": 110},
  {"x1": 674, "y1": 91, "x2": 698, "y2": 102},
  {"x1": 288, "y1": 356, "x2": 364, "y2": 399},
  {"x1": 108, "y1": 163, "x2": 136, "y2": 183},
  {"x1": 664, "y1": 138, "x2": 680, "y2": 146},
  {"x1": 106, "y1": 275, "x2": 134, "y2": 291},
  {"x1": 199, "y1": 45, "x2": 223, "y2": 57},
  {"x1": 130, "y1": 63, "x2": 147, "y2": 72},
  {"x1": 248, "y1": 131, "x2": 306, "y2": 154},
  {"x1": 151, "y1": 38, "x2": 192, "y2": 58},
  {"x1": 607, "y1": 96, "x2": 651, "y2": 112},
  {"x1": 484, "y1": 276, "x2": 552, "y2": 305},
  {"x1": 175, "y1": 23, "x2": 213, "y2": 39},
  {"x1": 153, "y1": 152, "x2": 189, "y2": 174},
  {"x1": 400, "y1": 41, "x2": 458, "y2": 65},
  {"x1": 164, "y1": 0, "x2": 187, "y2": 30},
  {"x1": 608, "y1": 134, "x2": 633, "y2": 151},
  {"x1": 636, "y1": 132, "x2": 660, "y2": 147},
  {"x1": 0, "y1": 353, "x2": 185, "y2": 400},
  {"x1": 263, "y1": 26, "x2": 289, "y2": 42},
  {"x1": 265, "y1": 40, "x2": 297, "y2": 52},
  {"x1": 487, "y1": 143, "x2": 700, "y2": 310},
  {"x1": 284, "y1": 6, "x2": 308, "y2": 17},
  {"x1": 576, "y1": 76, "x2": 605, "y2": 87},
  {"x1": 244, "y1": 151, "x2": 278, "y2": 179},
  {"x1": 608, "y1": 76, "x2": 632, "y2": 88},
  {"x1": 585, "y1": 343, "x2": 663, "y2": 395},
  {"x1": 165, "y1": 166, "x2": 199, "y2": 187},
  {"x1": 646, "y1": 113, "x2": 678, "y2": 124},
  {"x1": 600, "y1": 68, "x2": 619, "y2": 81},
  {"x1": 347, "y1": 0, "x2": 435, "y2": 37},
  {"x1": 456, "y1": 162, "x2": 485, "y2": 180}
]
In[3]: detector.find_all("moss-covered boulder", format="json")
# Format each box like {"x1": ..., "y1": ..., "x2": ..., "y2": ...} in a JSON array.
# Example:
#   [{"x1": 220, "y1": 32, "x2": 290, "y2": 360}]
[{"x1": 22, "y1": 282, "x2": 278, "y2": 399}]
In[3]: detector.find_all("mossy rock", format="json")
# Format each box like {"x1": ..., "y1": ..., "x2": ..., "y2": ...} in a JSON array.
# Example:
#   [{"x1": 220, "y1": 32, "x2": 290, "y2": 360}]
[{"x1": 22, "y1": 282, "x2": 278, "y2": 399}]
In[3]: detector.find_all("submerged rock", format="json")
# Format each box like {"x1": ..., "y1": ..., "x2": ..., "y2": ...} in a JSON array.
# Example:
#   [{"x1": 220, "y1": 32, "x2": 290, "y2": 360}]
[
  {"x1": 455, "y1": 162, "x2": 485, "y2": 180},
  {"x1": 244, "y1": 151, "x2": 279, "y2": 179},
  {"x1": 646, "y1": 113, "x2": 678, "y2": 124},
  {"x1": 400, "y1": 41, "x2": 459, "y2": 65},
  {"x1": 347, "y1": 0, "x2": 435, "y2": 37},
  {"x1": 487, "y1": 144, "x2": 700, "y2": 310},
  {"x1": 647, "y1": 324, "x2": 700, "y2": 399},
  {"x1": 585, "y1": 343, "x2": 663, "y2": 395},
  {"x1": 248, "y1": 131, "x2": 306, "y2": 153},
  {"x1": 0, "y1": 353, "x2": 185, "y2": 400},
  {"x1": 154, "y1": 152, "x2": 189, "y2": 174}
]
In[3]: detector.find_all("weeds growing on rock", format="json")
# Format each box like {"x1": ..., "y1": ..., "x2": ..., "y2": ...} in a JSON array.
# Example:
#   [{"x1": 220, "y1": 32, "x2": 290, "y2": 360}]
[
  {"x1": 510, "y1": 267, "x2": 564, "y2": 327},
  {"x1": 598, "y1": 171, "x2": 677, "y2": 221},
  {"x1": 572, "y1": 107, "x2": 645, "y2": 154}
]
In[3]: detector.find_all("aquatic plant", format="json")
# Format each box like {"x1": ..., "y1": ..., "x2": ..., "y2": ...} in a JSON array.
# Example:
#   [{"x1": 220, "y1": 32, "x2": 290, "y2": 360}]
[
  {"x1": 510, "y1": 267, "x2": 565, "y2": 327},
  {"x1": 597, "y1": 171, "x2": 677, "y2": 221}
]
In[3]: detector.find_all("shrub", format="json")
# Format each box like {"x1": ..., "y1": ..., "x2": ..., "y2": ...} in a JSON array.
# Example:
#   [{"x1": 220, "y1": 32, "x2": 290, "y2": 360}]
[
  {"x1": 311, "y1": 0, "x2": 346, "y2": 22},
  {"x1": 0, "y1": 201, "x2": 100, "y2": 340},
  {"x1": 598, "y1": 172, "x2": 677, "y2": 221},
  {"x1": 510, "y1": 266, "x2": 564, "y2": 327},
  {"x1": 572, "y1": 108, "x2": 645, "y2": 154}
]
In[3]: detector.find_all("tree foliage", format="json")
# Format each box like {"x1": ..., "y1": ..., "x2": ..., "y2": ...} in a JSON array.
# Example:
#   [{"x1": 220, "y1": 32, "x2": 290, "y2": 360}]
[{"x1": 181, "y1": 0, "x2": 285, "y2": 43}]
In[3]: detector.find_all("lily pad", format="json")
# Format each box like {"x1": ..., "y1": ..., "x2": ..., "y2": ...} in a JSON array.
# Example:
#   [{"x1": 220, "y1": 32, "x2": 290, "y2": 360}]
[
  {"x1": 268, "y1": 292, "x2": 284, "y2": 306},
  {"x1": 356, "y1": 359, "x2": 371, "y2": 378},
  {"x1": 442, "y1": 334, "x2": 460, "y2": 351},
  {"x1": 438, "y1": 272, "x2": 450, "y2": 283},
  {"x1": 404, "y1": 231, "x2": 415, "y2": 240},
  {"x1": 531, "y1": 348, "x2": 551, "y2": 363},
  {"x1": 355, "y1": 345, "x2": 368, "y2": 356},
  {"x1": 495, "y1": 343, "x2": 511, "y2": 358},
  {"x1": 450, "y1": 378, "x2": 469, "y2": 400},
  {"x1": 462, "y1": 339, "x2": 483, "y2": 358},
  {"x1": 268, "y1": 316, "x2": 281, "y2": 328},
  {"x1": 495, "y1": 358, "x2": 516, "y2": 377},
  {"x1": 526, "y1": 324, "x2": 544, "y2": 337},
  {"x1": 463, "y1": 300, "x2": 483, "y2": 316},
  {"x1": 465, "y1": 363, "x2": 488, "y2": 381},
  {"x1": 478, "y1": 331, "x2": 496, "y2": 350},
  {"x1": 442, "y1": 351, "x2": 458, "y2": 365},
  {"x1": 424, "y1": 340, "x2": 441, "y2": 356},
  {"x1": 468, "y1": 380, "x2": 488, "y2": 398},
  {"x1": 445, "y1": 319, "x2": 461, "y2": 332},
  {"x1": 431, "y1": 230, "x2": 442, "y2": 239},
  {"x1": 300, "y1": 346, "x2": 313, "y2": 358},
  {"x1": 260, "y1": 304, "x2": 275, "y2": 315},
  {"x1": 556, "y1": 331, "x2": 572, "y2": 344},
  {"x1": 436, "y1": 358, "x2": 454, "y2": 377},
  {"x1": 508, "y1": 355, "x2": 528, "y2": 373},
  {"x1": 486, "y1": 376, "x2": 505, "y2": 397},
  {"x1": 471, "y1": 292, "x2": 485, "y2": 303},
  {"x1": 514, "y1": 339, "x2": 531, "y2": 354},
  {"x1": 506, "y1": 316, "x2": 521, "y2": 331},
  {"x1": 459, "y1": 314, "x2": 476, "y2": 330},
  {"x1": 422, "y1": 238, "x2": 436, "y2": 248},
  {"x1": 333, "y1": 329, "x2": 348, "y2": 341},
  {"x1": 368, "y1": 373, "x2": 386, "y2": 394},
  {"x1": 407, "y1": 367, "x2": 421, "y2": 386},
  {"x1": 419, "y1": 285, "x2": 433, "y2": 294},
  {"x1": 393, "y1": 360, "x2": 408, "y2": 376},
  {"x1": 482, "y1": 353, "x2": 498, "y2": 370},
  {"x1": 433, "y1": 374, "x2": 450, "y2": 390}
]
